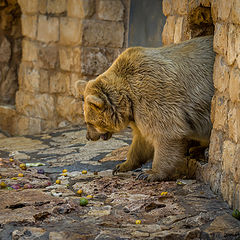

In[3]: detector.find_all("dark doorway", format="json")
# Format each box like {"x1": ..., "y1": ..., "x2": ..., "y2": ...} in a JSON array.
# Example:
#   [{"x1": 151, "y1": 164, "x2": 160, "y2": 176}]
[{"x1": 128, "y1": 0, "x2": 166, "y2": 47}]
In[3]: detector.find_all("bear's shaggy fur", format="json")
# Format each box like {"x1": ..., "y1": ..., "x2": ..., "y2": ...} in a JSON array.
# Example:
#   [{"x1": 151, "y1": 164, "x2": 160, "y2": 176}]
[{"x1": 83, "y1": 36, "x2": 215, "y2": 181}]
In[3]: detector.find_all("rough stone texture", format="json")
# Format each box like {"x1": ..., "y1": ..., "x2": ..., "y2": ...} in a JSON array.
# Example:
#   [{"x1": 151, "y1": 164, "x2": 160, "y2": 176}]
[
  {"x1": 22, "y1": 39, "x2": 38, "y2": 62},
  {"x1": 0, "y1": 105, "x2": 16, "y2": 136},
  {"x1": 56, "y1": 96, "x2": 83, "y2": 124},
  {"x1": 67, "y1": 0, "x2": 95, "y2": 19},
  {"x1": 213, "y1": 55, "x2": 229, "y2": 93},
  {"x1": 16, "y1": 91, "x2": 55, "y2": 120},
  {"x1": 97, "y1": 0, "x2": 124, "y2": 21},
  {"x1": 213, "y1": 23, "x2": 227, "y2": 56},
  {"x1": 229, "y1": 67, "x2": 240, "y2": 103},
  {"x1": 81, "y1": 20, "x2": 124, "y2": 48},
  {"x1": 59, "y1": 47, "x2": 81, "y2": 72},
  {"x1": 0, "y1": 37, "x2": 11, "y2": 63},
  {"x1": 162, "y1": 0, "x2": 240, "y2": 211},
  {"x1": 0, "y1": 127, "x2": 240, "y2": 240},
  {"x1": 18, "y1": 0, "x2": 38, "y2": 14},
  {"x1": 37, "y1": 15, "x2": 59, "y2": 43},
  {"x1": 49, "y1": 72, "x2": 70, "y2": 94},
  {"x1": 60, "y1": 17, "x2": 82, "y2": 45},
  {"x1": 47, "y1": 0, "x2": 66, "y2": 14},
  {"x1": 174, "y1": 16, "x2": 184, "y2": 43},
  {"x1": 206, "y1": 1, "x2": 240, "y2": 210},
  {"x1": 38, "y1": 0, "x2": 47, "y2": 14},
  {"x1": 162, "y1": 0, "x2": 172, "y2": 16},
  {"x1": 21, "y1": 14, "x2": 37, "y2": 39},
  {"x1": 14, "y1": 115, "x2": 42, "y2": 135},
  {"x1": 0, "y1": 0, "x2": 128, "y2": 135},
  {"x1": 38, "y1": 43, "x2": 59, "y2": 69},
  {"x1": 18, "y1": 63, "x2": 40, "y2": 92},
  {"x1": 0, "y1": 1, "x2": 22, "y2": 107},
  {"x1": 162, "y1": 16, "x2": 176, "y2": 45},
  {"x1": 80, "y1": 47, "x2": 117, "y2": 76}
]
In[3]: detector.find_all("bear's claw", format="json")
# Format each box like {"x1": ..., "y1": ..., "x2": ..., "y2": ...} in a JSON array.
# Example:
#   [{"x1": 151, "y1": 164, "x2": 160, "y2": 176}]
[
  {"x1": 136, "y1": 172, "x2": 149, "y2": 180},
  {"x1": 112, "y1": 165, "x2": 120, "y2": 175}
]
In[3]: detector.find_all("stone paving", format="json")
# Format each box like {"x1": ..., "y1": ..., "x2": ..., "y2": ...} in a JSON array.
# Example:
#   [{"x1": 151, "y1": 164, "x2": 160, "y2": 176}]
[{"x1": 0, "y1": 126, "x2": 240, "y2": 240}]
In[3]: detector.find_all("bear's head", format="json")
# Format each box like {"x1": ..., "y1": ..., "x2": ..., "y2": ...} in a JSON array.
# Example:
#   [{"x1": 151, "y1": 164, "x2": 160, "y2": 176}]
[{"x1": 80, "y1": 75, "x2": 133, "y2": 141}]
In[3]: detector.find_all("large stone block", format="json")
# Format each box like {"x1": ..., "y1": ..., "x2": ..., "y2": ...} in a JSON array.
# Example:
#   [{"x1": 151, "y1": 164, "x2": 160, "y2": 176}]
[
  {"x1": 234, "y1": 184, "x2": 240, "y2": 209},
  {"x1": 226, "y1": 24, "x2": 237, "y2": 66},
  {"x1": 14, "y1": 115, "x2": 41, "y2": 135},
  {"x1": 59, "y1": 47, "x2": 81, "y2": 72},
  {"x1": 39, "y1": 69, "x2": 49, "y2": 93},
  {"x1": 208, "y1": 129, "x2": 224, "y2": 164},
  {"x1": 232, "y1": 0, "x2": 240, "y2": 24},
  {"x1": 0, "y1": 105, "x2": 17, "y2": 136},
  {"x1": 216, "y1": 0, "x2": 232, "y2": 21},
  {"x1": 16, "y1": 91, "x2": 55, "y2": 120},
  {"x1": 97, "y1": 0, "x2": 124, "y2": 21},
  {"x1": 22, "y1": 39, "x2": 38, "y2": 62},
  {"x1": 173, "y1": 0, "x2": 188, "y2": 15},
  {"x1": 236, "y1": 27, "x2": 240, "y2": 60},
  {"x1": 67, "y1": 0, "x2": 95, "y2": 18},
  {"x1": 38, "y1": 0, "x2": 47, "y2": 14},
  {"x1": 213, "y1": 55, "x2": 230, "y2": 93},
  {"x1": 162, "y1": 16, "x2": 176, "y2": 45},
  {"x1": 37, "y1": 15, "x2": 59, "y2": 43},
  {"x1": 60, "y1": 17, "x2": 82, "y2": 45},
  {"x1": 162, "y1": 0, "x2": 172, "y2": 16},
  {"x1": 18, "y1": 63, "x2": 40, "y2": 93},
  {"x1": 56, "y1": 96, "x2": 84, "y2": 124},
  {"x1": 213, "y1": 23, "x2": 227, "y2": 55},
  {"x1": 38, "y1": 44, "x2": 59, "y2": 69},
  {"x1": 212, "y1": 94, "x2": 228, "y2": 131},
  {"x1": 81, "y1": 20, "x2": 124, "y2": 48},
  {"x1": 47, "y1": 0, "x2": 66, "y2": 14},
  {"x1": 41, "y1": 119, "x2": 58, "y2": 132},
  {"x1": 174, "y1": 17, "x2": 184, "y2": 44},
  {"x1": 229, "y1": 67, "x2": 240, "y2": 102},
  {"x1": 80, "y1": 47, "x2": 111, "y2": 76},
  {"x1": 211, "y1": 0, "x2": 218, "y2": 23},
  {"x1": 21, "y1": 15, "x2": 37, "y2": 39},
  {"x1": 49, "y1": 71, "x2": 70, "y2": 94},
  {"x1": 18, "y1": 0, "x2": 38, "y2": 14},
  {"x1": 228, "y1": 103, "x2": 239, "y2": 143},
  {"x1": 222, "y1": 140, "x2": 236, "y2": 177}
]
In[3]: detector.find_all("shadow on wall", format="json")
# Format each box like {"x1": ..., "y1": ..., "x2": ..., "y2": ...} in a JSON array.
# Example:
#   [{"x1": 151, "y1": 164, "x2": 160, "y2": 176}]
[
  {"x1": 0, "y1": 0, "x2": 22, "y2": 106},
  {"x1": 189, "y1": 5, "x2": 214, "y2": 38}
]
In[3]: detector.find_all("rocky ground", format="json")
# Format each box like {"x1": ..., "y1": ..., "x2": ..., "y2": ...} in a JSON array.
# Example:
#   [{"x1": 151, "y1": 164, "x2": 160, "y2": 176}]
[{"x1": 0, "y1": 126, "x2": 240, "y2": 240}]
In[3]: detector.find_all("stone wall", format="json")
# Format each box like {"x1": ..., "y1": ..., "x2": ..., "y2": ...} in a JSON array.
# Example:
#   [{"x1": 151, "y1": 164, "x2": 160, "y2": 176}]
[
  {"x1": 7, "y1": 0, "x2": 129, "y2": 135},
  {"x1": 162, "y1": 0, "x2": 213, "y2": 44},
  {"x1": 204, "y1": 0, "x2": 240, "y2": 210},
  {"x1": 162, "y1": 0, "x2": 240, "y2": 210}
]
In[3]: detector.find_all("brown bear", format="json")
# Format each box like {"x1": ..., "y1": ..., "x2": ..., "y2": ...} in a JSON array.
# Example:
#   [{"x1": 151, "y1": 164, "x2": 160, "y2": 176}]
[{"x1": 82, "y1": 36, "x2": 215, "y2": 181}]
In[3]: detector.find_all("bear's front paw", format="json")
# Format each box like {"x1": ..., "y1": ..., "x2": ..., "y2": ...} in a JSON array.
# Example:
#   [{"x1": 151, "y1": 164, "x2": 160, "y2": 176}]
[
  {"x1": 136, "y1": 170, "x2": 166, "y2": 182},
  {"x1": 112, "y1": 162, "x2": 130, "y2": 175},
  {"x1": 112, "y1": 161, "x2": 140, "y2": 175},
  {"x1": 112, "y1": 163, "x2": 122, "y2": 175}
]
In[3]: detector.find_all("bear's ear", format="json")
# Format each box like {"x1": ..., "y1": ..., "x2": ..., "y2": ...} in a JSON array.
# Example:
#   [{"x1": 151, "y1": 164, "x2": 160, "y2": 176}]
[{"x1": 86, "y1": 95, "x2": 104, "y2": 110}]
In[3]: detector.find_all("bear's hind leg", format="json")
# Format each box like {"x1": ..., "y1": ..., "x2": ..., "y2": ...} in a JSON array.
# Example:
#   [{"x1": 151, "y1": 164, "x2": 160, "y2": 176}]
[
  {"x1": 138, "y1": 138, "x2": 186, "y2": 182},
  {"x1": 113, "y1": 128, "x2": 154, "y2": 174}
]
